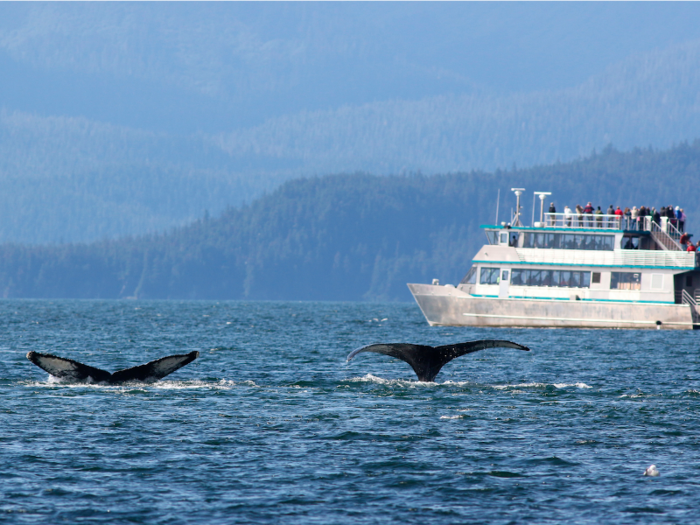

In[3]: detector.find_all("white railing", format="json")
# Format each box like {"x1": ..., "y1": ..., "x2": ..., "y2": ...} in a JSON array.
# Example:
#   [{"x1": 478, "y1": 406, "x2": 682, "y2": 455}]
[
  {"x1": 682, "y1": 290, "x2": 700, "y2": 324},
  {"x1": 682, "y1": 289, "x2": 697, "y2": 306},
  {"x1": 542, "y1": 213, "x2": 686, "y2": 237},
  {"x1": 650, "y1": 222, "x2": 683, "y2": 251},
  {"x1": 543, "y1": 213, "x2": 641, "y2": 230},
  {"x1": 660, "y1": 216, "x2": 683, "y2": 242},
  {"x1": 515, "y1": 248, "x2": 697, "y2": 269}
]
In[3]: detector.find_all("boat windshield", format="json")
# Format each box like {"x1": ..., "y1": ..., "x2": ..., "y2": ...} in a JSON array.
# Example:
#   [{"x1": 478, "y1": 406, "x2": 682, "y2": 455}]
[
  {"x1": 460, "y1": 266, "x2": 477, "y2": 284},
  {"x1": 485, "y1": 231, "x2": 499, "y2": 245}
]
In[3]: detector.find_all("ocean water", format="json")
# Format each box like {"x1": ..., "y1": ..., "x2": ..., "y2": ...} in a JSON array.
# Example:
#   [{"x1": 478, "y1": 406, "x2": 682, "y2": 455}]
[{"x1": 1, "y1": 300, "x2": 699, "y2": 524}]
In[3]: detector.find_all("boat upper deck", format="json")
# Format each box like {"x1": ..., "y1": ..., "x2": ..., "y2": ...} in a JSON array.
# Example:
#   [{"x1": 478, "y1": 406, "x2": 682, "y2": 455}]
[{"x1": 480, "y1": 212, "x2": 698, "y2": 269}]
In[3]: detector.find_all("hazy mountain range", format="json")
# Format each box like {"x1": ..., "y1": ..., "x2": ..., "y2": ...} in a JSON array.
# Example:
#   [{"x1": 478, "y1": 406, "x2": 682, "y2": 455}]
[
  {"x1": 2, "y1": 3, "x2": 700, "y2": 244},
  {"x1": 1, "y1": 142, "x2": 699, "y2": 301}
]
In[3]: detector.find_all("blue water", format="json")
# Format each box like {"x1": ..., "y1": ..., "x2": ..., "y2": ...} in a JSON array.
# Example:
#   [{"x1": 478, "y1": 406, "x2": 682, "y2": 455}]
[{"x1": 1, "y1": 300, "x2": 700, "y2": 524}]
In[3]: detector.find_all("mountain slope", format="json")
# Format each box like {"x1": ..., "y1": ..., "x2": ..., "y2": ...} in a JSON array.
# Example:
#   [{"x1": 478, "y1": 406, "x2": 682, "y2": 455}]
[{"x1": 0, "y1": 143, "x2": 698, "y2": 301}]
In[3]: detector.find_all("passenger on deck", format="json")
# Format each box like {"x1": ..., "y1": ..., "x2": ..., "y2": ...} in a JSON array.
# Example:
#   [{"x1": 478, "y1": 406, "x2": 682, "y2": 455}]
[
  {"x1": 680, "y1": 208, "x2": 686, "y2": 232},
  {"x1": 606, "y1": 205, "x2": 615, "y2": 228},
  {"x1": 595, "y1": 206, "x2": 603, "y2": 228},
  {"x1": 652, "y1": 208, "x2": 661, "y2": 226},
  {"x1": 614, "y1": 206, "x2": 623, "y2": 229},
  {"x1": 637, "y1": 206, "x2": 646, "y2": 230},
  {"x1": 564, "y1": 205, "x2": 573, "y2": 227},
  {"x1": 667, "y1": 206, "x2": 677, "y2": 229},
  {"x1": 687, "y1": 242, "x2": 695, "y2": 252},
  {"x1": 548, "y1": 202, "x2": 556, "y2": 226},
  {"x1": 583, "y1": 202, "x2": 594, "y2": 227},
  {"x1": 624, "y1": 207, "x2": 631, "y2": 230},
  {"x1": 680, "y1": 232, "x2": 690, "y2": 247},
  {"x1": 576, "y1": 204, "x2": 584, "y2": 227},
  {"x1": 631, "y1": 206, "x2": 639, "y2": 230}
]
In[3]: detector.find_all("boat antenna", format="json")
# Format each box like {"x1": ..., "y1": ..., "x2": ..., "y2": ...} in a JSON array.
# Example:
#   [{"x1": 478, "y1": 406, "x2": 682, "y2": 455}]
[
  {"x1": 534, "y1": 192, "x2": 552, "y2": 225},
  {"x1": 495, "y1": 189, "x2": 500, "y2": 225},
  {"x1": 511, "y1": 188, "x2": 525, "y2": 226}
]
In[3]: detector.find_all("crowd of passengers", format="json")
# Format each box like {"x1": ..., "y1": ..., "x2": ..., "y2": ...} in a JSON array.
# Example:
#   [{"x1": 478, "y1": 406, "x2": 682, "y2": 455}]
[
  {"x1": 543, "y1": 202, "x2": 698, "y2": 252},
  {"x1": 546, "y1": 202, "x2": 687, "y2": 232}
]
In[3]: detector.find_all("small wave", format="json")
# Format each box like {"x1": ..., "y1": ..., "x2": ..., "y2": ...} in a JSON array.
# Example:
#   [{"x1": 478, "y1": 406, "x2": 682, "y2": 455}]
[
  {"x1": 492, "y1": 382, "x2": 592, "y2": 390},
  {"x1": 439, "y1": 415, "x2": 464, "y2": 420},
  {"x1": 22, "y1": 379, "x2": 257, "y2": 390},
  {"x1": 441, "y1": 380, "x2": 476, "y2": 387},
  {"x1": 152, "y1": 379, "x2": 258, "y2": 390},
  {"x1": 346, "y1": 374, "x2": 435, "y2": 387}
]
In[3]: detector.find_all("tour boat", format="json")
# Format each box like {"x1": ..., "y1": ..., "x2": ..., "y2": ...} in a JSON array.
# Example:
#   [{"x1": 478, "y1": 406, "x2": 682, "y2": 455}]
[{"x1": 408, "y1": 190, "x2": 699, "y2": 329}]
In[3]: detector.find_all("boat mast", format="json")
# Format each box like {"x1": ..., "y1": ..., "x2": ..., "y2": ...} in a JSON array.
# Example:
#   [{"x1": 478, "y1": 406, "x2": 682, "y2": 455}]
[
  {"x1": 534, "y1": 191, "x2": 552, "y2": 224},
  {"x1": 495, "y1": 189, "x2": 500, "y2": 225},
  {"x1": 511, "y1": 188, "x2": 525, "y2": 226}
]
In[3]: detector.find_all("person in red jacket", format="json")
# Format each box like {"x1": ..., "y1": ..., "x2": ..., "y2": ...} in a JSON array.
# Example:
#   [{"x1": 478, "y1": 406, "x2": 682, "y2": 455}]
[
  {"x1": 687, "y1": 242, "x2": 695, "y2": 252},
  {"x1": 614, "y1": 206, "x2": 624, "y2": 229},
  {"x1": 583, "y1": 202, "x2": 594, "y2": 227}
]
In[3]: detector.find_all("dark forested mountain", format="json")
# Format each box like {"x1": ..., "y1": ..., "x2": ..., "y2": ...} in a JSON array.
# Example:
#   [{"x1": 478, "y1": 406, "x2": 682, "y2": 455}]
[
  {"x1": 3, "y1": 3, "x2": 700, "y2": 244},
  {"x1": 1, "y1": 143, "x2": 699, "y2": 302}
]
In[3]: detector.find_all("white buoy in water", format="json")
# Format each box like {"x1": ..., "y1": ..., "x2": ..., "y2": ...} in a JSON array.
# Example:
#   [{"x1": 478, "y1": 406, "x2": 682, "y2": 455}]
[{"x1": 643, "y1": 465, "x2": 659, "y2": 477}]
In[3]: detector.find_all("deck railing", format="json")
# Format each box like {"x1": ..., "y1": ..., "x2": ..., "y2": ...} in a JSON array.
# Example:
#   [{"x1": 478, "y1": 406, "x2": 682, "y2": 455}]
[
  {"x1": 650, "y1": 222, "x2": 683, "y2": 251},
  {"x1": 543, "y1": 213, "x2": 631, "y2": 230},
  {"x1": 541, "y1": 213, "x2": 681, "y2": 232},
  {"x1": 515, "y1": 248, "x2": 697, "y2": 269}
]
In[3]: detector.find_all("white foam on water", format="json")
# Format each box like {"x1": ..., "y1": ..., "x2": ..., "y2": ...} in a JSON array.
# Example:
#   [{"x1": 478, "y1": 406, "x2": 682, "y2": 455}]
[
  {"x1": 23, "y1": 378, "x2": 257, "y2": 390},
  {"x1": 439, "y1": 415, "x2": 464, "y2": 420},
  {"x1": 492, "y1": 382, "x2": 592, "y2": 390},
  {"x1": 152, "y1": 379, "x2": 258, "y2": 390},
  {"x1": 441, "y1": 380, "x2": 476, "y2": 387},
  {"x1": 346, "y1": 374, "x2": 436, "y2": 387}
]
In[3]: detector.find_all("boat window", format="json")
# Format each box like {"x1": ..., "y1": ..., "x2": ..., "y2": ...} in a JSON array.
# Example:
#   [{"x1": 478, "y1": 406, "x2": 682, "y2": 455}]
[
  {"x1": 485, "y1": 231, "x2": 499, "y2": 245},
  {"x1": 501, "y1": 270, "x2": 509, "y2": 281},
  {"x1": 592, "y1": 272, "x2": 601, "y2": 284},
  {"x1": 510, "y1": 269, "x2": 591, "y2": 288},
  {"x1": 499, "y1": 232, "x2": 509, "y2": 244},
  {"x1": 522, "y1": 232, "x2": 614, "y2": 251},
  {"x1": 460, "y1": 266, "x2": 478, "y2": 284},
  {"x1": 479, "y1": 267, "x2": 500, "y2": 285},
  {"x1": 622, "y1": 237, "x2": 640, "y2": 250},
  {"x1": 610, "y1": 272, "x2": 641, "y2": 290}
]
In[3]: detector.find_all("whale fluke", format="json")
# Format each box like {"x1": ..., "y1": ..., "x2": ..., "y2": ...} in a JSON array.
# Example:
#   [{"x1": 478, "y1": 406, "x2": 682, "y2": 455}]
[
  {"x1": 26, "y1": 351, "x2": 199, "y2": 384},
  {"x1": 346, "y1": 340, "x2": 530, "y2": 382}
]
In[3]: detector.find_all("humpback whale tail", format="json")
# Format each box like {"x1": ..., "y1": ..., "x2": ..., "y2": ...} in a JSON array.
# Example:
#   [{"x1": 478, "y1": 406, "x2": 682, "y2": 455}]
[
  {"x1": 26, "y1": 351, "x2": 199, "y2": 384},
  {"x1": 346, "y1": 340, "x2": 530, "y2": 382}
]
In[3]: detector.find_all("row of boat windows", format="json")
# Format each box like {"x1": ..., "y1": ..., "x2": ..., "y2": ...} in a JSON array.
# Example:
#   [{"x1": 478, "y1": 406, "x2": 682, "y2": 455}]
[
  {"x1": 481, "y1": 268, "x2": 592, "y2": 288},
  {"x1": 521, "y1": 232, "x2": 615, "y2": 251},
  {"x1": 462, "y1": 266, "x2": 642, "y2": 290}
]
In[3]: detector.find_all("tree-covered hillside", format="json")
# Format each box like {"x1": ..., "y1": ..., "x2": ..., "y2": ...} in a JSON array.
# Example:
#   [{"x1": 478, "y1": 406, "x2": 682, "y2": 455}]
[{"x1": 1, "y1": 143, "x2": 699, "y2": 301}]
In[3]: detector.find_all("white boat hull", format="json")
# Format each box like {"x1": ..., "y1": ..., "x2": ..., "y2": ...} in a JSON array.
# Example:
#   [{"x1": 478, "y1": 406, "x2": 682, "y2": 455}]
[{"x1": 408, "y1": 283, "x2": 696, "y2": 330}]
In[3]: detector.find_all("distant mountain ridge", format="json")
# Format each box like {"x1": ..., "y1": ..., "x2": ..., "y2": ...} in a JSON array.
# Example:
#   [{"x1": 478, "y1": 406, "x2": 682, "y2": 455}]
[{"x1": 0, "y1": 143, "x2": 698, "y2": 301}]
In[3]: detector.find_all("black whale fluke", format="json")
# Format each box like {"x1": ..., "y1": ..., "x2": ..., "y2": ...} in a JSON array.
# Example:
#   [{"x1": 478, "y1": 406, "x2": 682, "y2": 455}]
[
  {"x1": 346, "y1": 340, "x2": 530, "y2": 382},
  {"x1": 26, "y1": 351, "x2": 199, "y2": 384}
]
